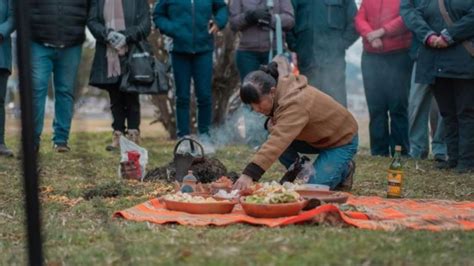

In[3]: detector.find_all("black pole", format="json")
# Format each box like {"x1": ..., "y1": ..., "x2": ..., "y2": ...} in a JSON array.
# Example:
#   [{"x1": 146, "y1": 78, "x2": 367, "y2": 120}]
[{"x1": 15, "y1": 0, "x2": 43, "y2": 265}]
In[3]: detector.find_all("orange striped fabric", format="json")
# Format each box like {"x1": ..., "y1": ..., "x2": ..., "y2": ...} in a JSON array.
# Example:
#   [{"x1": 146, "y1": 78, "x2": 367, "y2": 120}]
[{"x1": 114, "y1": 196, "x2": 474, "y2": 231}]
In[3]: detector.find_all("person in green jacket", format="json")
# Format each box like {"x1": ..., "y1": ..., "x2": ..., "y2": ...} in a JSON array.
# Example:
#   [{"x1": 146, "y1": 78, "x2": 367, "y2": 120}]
[
  {"x1": 412, "y1": 0, "x2": 474, "y2": 173},
  {"x1": 153, "y1": 0, "x2": 228, "y2": 142},
  {"x1": 0, "y1": 0, "x2": 14, "y2": 157},
  {"x1": 286, "y1": 0, "x2": 359, "y2": 107}
]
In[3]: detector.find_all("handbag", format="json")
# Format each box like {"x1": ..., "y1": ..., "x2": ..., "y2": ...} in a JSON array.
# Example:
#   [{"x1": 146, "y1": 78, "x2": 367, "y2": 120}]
[
  {"x1": 438, "y1": 0, "x2": 474, "y2": 57},
  {"x1": 120, "y1": 41, "x2": 171, "y2": 94}
]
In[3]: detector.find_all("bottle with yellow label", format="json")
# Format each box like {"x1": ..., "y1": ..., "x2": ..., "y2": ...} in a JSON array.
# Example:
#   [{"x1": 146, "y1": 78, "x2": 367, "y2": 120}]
[{"x1": 387, "y1": 145, "x2": 403, "y2": 198}]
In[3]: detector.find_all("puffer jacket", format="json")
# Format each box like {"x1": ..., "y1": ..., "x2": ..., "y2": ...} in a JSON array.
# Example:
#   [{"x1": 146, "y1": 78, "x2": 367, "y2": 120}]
[
  {"x1": 30, "y1": 0, "x2": 89, "y2": 47},
  {"x1": 153, "y1": 0, "x2": 228, "y2": 54},
  {"x1": 355, "y1": 0, "x2": 412, "y2": 54}
]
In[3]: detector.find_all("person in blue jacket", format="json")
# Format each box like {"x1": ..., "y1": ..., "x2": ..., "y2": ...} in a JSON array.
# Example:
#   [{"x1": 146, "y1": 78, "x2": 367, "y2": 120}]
[
  {"x1": 153, "y1": 0, "x2": 228, "y2": 141},
  {"x1": 0, "y1": 0, "x2": 14, "y2": 157}
]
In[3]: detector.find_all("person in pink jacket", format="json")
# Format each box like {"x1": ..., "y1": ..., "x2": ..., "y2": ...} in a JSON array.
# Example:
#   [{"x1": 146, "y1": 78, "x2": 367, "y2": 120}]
[{"x1": 354, "y1": 0, "x2": 413, "y2": 157}]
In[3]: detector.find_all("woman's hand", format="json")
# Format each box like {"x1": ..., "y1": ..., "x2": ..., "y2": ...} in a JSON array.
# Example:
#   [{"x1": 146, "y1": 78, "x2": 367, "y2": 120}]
[
  {"x1": 370, "y1": 38, "x2": 383, "y2": 50},
  {"x1": 429, "y1": 36, "x2": 448, "y2": 49},
  {"x1": 232, "y1": 175, "x2": 253, "y2": 191},
  {"x1": 367, "y1": 28, "x2": 385, "y2": 42},
  {"x1": 208, "y1": 21, "x2": 219, "y2": 34}
]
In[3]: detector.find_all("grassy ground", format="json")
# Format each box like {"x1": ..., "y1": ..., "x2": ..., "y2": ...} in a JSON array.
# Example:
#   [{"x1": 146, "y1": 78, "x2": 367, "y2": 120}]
[{"x1": 1, "y1": 130, "x2": 474, "y2": 265}]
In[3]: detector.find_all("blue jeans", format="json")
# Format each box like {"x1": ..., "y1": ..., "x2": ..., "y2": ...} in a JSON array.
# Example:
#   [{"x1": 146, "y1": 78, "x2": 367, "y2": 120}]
[
  {"x1": 235, "y1": 50, "x2": 270, "y2": 80},
  {"x1": 31, "y1": 42, "x2": 82, "y2": 146},
  {"x1": 362, "y1": 51, "x2": 412, "y2": 156},
  {"x1": 171, "y1": 51, "x2": 213, "y2": 138},
  {"x1": 279, "y1": 135, "x2": 359, "y2": 189},
  {"x1": 235, "y1": 50, "x2": 270, "y2": 147},
  {"x1": 408, "y1": 63, "x2": 446, "y2": 159}
]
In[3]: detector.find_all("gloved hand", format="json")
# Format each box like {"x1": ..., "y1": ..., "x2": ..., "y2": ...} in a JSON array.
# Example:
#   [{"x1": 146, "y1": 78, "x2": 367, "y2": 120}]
[
  {"x1": 245, "y1": 9, "x2": 272, "y2": 26},
  {"x1": 107, "y1": 31, "x2": 127, "y2": 49}
]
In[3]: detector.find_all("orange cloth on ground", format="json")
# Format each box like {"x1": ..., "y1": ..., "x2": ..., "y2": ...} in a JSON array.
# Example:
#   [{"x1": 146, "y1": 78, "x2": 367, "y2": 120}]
[{"x1": 114, "y1": 196, "x2": 474, "y2": 231}]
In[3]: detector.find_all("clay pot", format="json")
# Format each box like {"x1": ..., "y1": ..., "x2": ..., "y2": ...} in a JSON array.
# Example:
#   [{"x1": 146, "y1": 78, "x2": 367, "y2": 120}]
[
  {"x1": 240, "y1": 198, "x2": 308, "y2": 218},
  {"x1": 162, "y1": 197, "x2": 236, "y2": 214}
]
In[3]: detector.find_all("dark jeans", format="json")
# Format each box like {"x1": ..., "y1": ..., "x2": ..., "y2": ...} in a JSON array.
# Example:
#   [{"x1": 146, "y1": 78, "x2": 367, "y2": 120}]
[
  {"x1": 433, "y1": 78, "x2": 474, "y2": 169},
  {"x1": 108, "y1": 88, "x2": 140, "y2": 132},
  {"x1": 301, "y1": 55, "x2": 348, "y2": 107},
  {"x1": 279, "y1": 135, "x2": 359, "y2": 189},
  {"x1": 235, "y1": 50, "x2": 271, "y2": 80},
  {"x1": 0, "y1": 69, "x2": 9, "y2": 144},
  {"x1": 362, "y1": 51, "x2": 413, "y2": 156},
  {"x1": 235, "y1": 50, "x2": 270, "y2": 147},
  {"x1": 171, "y1": 51, "x2": 213, "y2": 138}
]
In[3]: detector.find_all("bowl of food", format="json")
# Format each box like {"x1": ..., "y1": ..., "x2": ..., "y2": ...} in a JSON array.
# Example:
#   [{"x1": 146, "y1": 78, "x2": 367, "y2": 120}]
[
  {"x1": 162, "y1": 192, "x2": 236, "y2": 214},
  {"x1": 240, "y1": 182, "x2": 308, "y2": 218}
]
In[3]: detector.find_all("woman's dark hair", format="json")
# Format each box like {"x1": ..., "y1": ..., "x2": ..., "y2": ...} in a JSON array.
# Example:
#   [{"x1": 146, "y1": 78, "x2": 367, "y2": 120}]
[{"x1": 240, "y1": 62, "x2": 279, "y2": 104}]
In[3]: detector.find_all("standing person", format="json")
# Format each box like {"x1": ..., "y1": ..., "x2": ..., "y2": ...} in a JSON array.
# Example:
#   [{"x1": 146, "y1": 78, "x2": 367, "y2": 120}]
[
  {"x1": 400, "y1": 0, "x2": 447, "y2": 162},
  {"x1": 355, "y1": 0, "x2": 413, "y2": 156},
  {"x1": 229, "y1": 0, "x2": 294, "y2": 148},
  {"x1": 88, "y1": 0, "x2": 151, "y2": 151},
  {"x1": 232, "y1": 61, "x2": 358, "y2": 191},
  {"x1": 286, "y1": 0, "x2": 358, "y2": 107},
  {"x1": 0, "y1": 0, "x2": 14, "y2": 157},
  {"x1": 30, "y1": 0, "x2": 89, "y2": 152},
  {"x1": 229, "y1": 0, "x2": 294, "y2": 80},
  {"x1": 153, "y1": 0, "x2": 228, "y2": 141},
  {"x1": 414, "y1": 0, "x2": 474, "y2": 173}
]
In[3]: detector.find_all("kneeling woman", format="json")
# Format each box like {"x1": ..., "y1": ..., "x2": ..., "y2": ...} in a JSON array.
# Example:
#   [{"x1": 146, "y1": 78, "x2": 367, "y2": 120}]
[{"x1": 233, "y1": 62, "x2": 359, "y2": 191}]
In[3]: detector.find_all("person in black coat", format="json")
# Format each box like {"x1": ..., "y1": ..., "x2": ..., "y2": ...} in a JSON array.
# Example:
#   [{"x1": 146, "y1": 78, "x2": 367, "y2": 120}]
[
  {"x1": 88, "y1": 0, "x2": 151, "y2": 151},
  {"x1": 411, "y1": 0, "x2": 474, "y2": 173}
]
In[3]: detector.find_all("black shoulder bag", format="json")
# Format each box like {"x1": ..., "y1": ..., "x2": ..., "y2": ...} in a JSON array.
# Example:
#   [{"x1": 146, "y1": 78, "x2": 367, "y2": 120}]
[{"x1": 120, "y1": 41, "x2": 171, "y2": 94}]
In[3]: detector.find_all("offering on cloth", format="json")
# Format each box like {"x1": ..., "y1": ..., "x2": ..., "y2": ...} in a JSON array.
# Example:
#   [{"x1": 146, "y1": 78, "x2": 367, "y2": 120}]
[
  {"x1": 163, "y1": 192, "x2": 229, "y2": 203},
  {"x1": 239, "y1": 182, "x2": 308, "y2": 218},
  {"x1": 213, "y1": 189, "x2": 240, "y2": 201},
  {"x1": 244, "y1": 181, "x2": 302, "y2": 204},
  {"x1": 161, "y1": 192, "x2": 236, "y2": 214},
  {"x1": 210, "y1": 176, "x2": 234, "y2": 193}
]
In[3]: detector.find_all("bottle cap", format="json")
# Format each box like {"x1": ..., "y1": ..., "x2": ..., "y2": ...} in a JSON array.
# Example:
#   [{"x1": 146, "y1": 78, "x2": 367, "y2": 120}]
[{"x1": 395, "y1": 146, "x2": 402, "y2": 152}]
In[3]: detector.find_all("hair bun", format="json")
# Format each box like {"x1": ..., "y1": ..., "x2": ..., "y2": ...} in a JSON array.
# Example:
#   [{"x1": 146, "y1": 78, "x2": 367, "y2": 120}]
[{"x1": 259, "y1": 62, "x2": 279, "y2": 81}]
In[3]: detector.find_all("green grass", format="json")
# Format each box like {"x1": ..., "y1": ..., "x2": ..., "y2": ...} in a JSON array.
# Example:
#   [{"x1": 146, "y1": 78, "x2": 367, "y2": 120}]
[{"x1": 1, "y1": 132, "x2": 473, "y2": 265}]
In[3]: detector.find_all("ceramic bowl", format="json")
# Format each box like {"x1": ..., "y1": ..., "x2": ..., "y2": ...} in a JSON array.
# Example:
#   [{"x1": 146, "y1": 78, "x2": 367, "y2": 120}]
[
  {"x1": 162, "y1": 197, "x2": 236, "y2": 214},
  {"x1": 240, "y1": 198, "x2": 308, "y2": 218}
]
